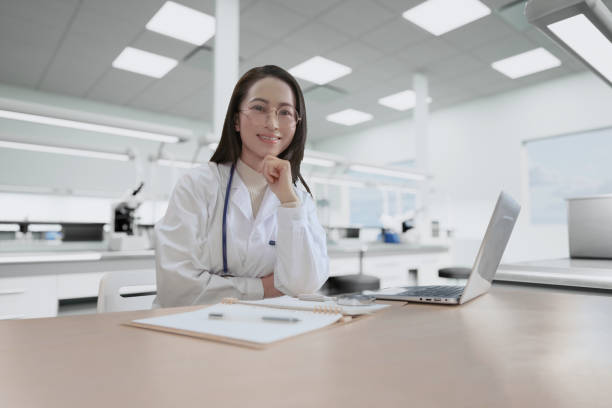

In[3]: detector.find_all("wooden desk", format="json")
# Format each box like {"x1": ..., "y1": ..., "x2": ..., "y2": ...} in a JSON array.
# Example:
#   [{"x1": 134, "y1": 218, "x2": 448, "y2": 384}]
[{"x1": 1, "y1": 283, "x2": 610, "y2": 408}]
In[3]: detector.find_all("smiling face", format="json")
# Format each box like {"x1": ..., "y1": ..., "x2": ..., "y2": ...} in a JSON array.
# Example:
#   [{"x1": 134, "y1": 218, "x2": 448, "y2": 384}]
[{"x1": 235, "y1": 76, "x2": 297, "y2": 170}]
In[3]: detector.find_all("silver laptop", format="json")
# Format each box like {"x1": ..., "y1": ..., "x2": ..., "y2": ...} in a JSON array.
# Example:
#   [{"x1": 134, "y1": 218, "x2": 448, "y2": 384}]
[{"x1": 368, "y1": 191, "x2": 521, "y2": 305}]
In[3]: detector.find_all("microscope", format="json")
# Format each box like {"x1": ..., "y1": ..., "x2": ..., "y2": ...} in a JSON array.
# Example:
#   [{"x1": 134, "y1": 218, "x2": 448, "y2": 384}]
[{"x1": 108, "y1": 182, "x2": 151, "y2": 251}]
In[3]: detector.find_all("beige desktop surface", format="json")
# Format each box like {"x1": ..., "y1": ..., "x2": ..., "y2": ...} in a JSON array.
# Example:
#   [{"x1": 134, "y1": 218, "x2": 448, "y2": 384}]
[{"x1": 1, "y1": 284, "x2": 610, "y2": 408}]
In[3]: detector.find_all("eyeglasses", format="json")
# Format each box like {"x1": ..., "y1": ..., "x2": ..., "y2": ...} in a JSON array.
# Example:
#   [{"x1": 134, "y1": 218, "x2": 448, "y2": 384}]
[{"x1": 239, "y1": 104, "x2": 301, "y2": 128}]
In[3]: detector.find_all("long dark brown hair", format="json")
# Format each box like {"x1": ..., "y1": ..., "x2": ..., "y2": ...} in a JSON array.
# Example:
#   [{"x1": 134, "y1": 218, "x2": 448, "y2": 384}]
[{"x1": 210, "y1": 65, "x2": 312, "y2": 196}]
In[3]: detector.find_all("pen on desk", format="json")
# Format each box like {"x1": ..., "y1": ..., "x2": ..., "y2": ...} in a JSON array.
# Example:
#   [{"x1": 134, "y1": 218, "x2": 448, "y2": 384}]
[{"x1": 208, "y1": 312, "x2": 300, "y2": 323}]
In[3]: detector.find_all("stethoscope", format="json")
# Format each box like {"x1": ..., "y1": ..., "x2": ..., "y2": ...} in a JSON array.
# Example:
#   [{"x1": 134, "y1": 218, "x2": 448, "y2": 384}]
[
  {"x1": 220, "y1": 163, "x2": 275, "y2": 277},
  {"x1": 220, "y1": 164, "x2": 236, "y2": 276}
]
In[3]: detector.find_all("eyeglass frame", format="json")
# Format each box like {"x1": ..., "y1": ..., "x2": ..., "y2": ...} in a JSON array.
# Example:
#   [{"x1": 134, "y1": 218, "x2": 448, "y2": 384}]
[{"x1": 238, "y1": 105, "x2": 302, "y2": 127}]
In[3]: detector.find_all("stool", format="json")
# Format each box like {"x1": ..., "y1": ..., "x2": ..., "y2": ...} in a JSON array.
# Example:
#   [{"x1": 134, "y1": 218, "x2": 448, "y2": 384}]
[
  {"x1": 322, "y1": 248, "x2": 380, "y2": 295},
  {"x1": 438, "y1": 267, "x2": 471, "y2": 284}
]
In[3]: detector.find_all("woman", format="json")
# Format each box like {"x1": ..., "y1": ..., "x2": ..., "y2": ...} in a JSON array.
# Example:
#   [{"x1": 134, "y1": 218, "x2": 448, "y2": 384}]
[{"x1": 154, "y1": 65, "x2": 329, "y2": 307}]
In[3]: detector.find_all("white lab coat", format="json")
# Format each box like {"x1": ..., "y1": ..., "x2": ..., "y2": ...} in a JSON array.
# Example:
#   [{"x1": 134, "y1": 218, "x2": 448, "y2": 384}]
[{"x1": 154, "y1": 162, "x2": 329, "y2": 307}]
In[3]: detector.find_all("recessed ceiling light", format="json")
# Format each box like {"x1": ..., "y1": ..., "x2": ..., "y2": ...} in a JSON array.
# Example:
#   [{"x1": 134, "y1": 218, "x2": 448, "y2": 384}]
[
  {"x1": 491, "y1": 47, "x2": 562, "y2": 79},
  {"x1": 0, "y1": 109, "x2": 181, "y2": 143},
  {"x1": 0, "y1": 140, "x2": 131, "y2": 161},
  {"x1": 378, "y1": 90, "x2": 433, "y2": 111},
  {"x1": 547, "y1": 14, "x2": 612, "y2": 83},
  {"x1": 146, "y1": 1, "x2": 215, "y2": 46},
  {"x1": 402, "y1": 0, "x2": 491, "y2": 36},
  {"x1": 112, "y1": 47, "x2": 178, "y2": 78},
  {"x1": 289, "y1": 56, "x2": 352, "y2": 85},
  {"x1": 326, "y1": 109, "x2": 373, "y2": 126}
]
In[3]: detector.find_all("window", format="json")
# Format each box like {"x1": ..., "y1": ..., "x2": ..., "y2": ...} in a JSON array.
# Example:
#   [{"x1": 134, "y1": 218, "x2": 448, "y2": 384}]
[{"x1": 526, "y1": 126, "x2": 612, "y2": 224}]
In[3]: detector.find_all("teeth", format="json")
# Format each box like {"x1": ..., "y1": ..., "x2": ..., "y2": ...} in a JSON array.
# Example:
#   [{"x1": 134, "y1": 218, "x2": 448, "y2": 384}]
[{"x1": 259, "y1": 135, "x2": 279, "y2": 141}]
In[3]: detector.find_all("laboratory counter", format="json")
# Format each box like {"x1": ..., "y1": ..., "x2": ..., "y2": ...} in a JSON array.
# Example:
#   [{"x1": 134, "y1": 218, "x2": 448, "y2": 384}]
[
  {"x1": 0, "y1": 244, "x2": 450, "y2": 319},
  {"x1": 497, "y1": 258, "x2": 612, "y2": 290},
  {"x1": 1, "y1": 282, "x2": 610, "y2": 408}
]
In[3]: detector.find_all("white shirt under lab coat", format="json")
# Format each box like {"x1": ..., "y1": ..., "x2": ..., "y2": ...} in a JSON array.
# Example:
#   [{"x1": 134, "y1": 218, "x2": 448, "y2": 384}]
[{"x1": 154, "y1": 162, "x2": 329, "y2": 307}]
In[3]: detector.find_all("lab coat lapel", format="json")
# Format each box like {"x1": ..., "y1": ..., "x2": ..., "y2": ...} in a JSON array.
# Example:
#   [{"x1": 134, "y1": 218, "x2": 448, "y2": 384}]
[
  {"x1": 229, "y1": 173, "x2": 253, "y2": 221},
  {"x1": 255, "y1": 187, "x2": 280, "y2": 224}
]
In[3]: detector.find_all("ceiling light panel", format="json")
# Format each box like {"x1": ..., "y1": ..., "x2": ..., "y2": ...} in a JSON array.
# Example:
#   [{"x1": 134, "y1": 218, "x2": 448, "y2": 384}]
[
  {"x1": 548, "y1": 14, "x2": 612, "y2": 83},
  {"x1": 491, "y1": 47, "x2": 561, "y2": 79},
  {"x1": 378, "y1": 90, "x2": 433, "y2": 111},
  {"x1": 112, "y1": 47, "x2": 178, "y2": 79},
  {"x1": 402, "y1": 0, "x2": 491, "y2": 36},
  {"x1": 289, "y1": 56, "x2": 352, "y2": 85},
  {"x1": 326, "y1": 109, "x2": 373, "y2": 126},
  {"x1": 146, "y1": 1, "x2": 216, "y2": 46}
]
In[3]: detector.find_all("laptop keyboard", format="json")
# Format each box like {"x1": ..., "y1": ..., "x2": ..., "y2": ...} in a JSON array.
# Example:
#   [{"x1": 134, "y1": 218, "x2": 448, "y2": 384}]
[{"x1": 398, "y1": 285, "x2": 464, "y2": 298}]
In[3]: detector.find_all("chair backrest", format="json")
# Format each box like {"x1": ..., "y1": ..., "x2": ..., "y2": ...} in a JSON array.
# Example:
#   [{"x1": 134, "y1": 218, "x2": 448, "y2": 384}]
[{"x1": 97, "y1": 269, "x2": 157, "y2": 313}]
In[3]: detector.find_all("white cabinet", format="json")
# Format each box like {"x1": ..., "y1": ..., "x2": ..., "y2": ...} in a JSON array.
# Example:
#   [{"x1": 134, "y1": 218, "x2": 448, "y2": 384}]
[
  {"x1": 363, "y1": 252, "x2": 451, "y2": 288},
  {"x1": 0, "y1": 275, "x2": 58, "y2": 319}
]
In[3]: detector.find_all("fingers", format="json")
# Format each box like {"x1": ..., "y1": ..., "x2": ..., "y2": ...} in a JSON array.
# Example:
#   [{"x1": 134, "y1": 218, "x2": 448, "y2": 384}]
[{"x1": 261, "y1": 156, "x2": 288, "y2": 185}]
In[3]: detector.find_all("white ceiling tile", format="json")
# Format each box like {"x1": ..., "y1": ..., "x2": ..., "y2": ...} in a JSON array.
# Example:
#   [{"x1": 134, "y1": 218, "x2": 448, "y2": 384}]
[
  {"x1": 131, "y1": 31, "x2": 197, "y2": 61},
  {"x1": 240, "y1": 27, "x2": 276, "y2": 60},
  {"x1": 80, "y1": 0, "x2": 166, "y2": 25},
  {"x1": 442, "y1": 15, "x2": 516, "y2": 51},
  {"x1": 166, "y1": 84, "x2": 213, "y2": 119},
  {"x1": 67, "y1": 8, "x2": 144, "y2": 53},
  {"x1": 128, "y1": 64, "x2": 211, "y2": 112},
  {"x1": 245, "y1": 44, "x2": 311, "y2": 72},
  {"x1": 0, "y1": 40, "x2": 53, "y2": 88},
  {"x1": 319, "y1": 0, "x2": 396, "y2": 37},
  {"x1": 372, "y1": 0, "x2": 424, "y2": 13},
  {"x1": 449, "y1": 67, "x2": 513, "y2": 94},
  {"x1": 0, "y1": 0, "x2": 79, "y2": 30},
  {"x1": 322, "y1": 41, "x2": 385, "y2": 70},
  {"x1": 37, "y1": 31, "x2": 120, "y2": 96},
  {"x1": 280, "y1": 0, "x2": 343, "y2": 17},
  {"x1": 361, "y1": 17, "x2": 431, "y2": 54},
  {"x1": 359, "y1": 55, "x2": 413, "y2": 81},
  {"x1": 330, "y1": 69, "x2": 381, "y2": 93},
  {"x1": 86, "y1": 69, "x2": 157, "y2": 105},
  {"x1": 426, "y1": 54, "x2": 486, "y2": 82},
  {"x1": 178, "y1": 0, "x2": 215, "y2": 16},
  {"x1": 0, "y1": 6, "x2": 69, "y2": 87},
  {"x1": 470, "y1": 34, "x2": 536, "y2": 64},
  {"x1": 396, "y1": 38, "x2": 461, "y2": 69},
  {"x1": 38, "y1": 55, "x2": 109, "y2": 97},
  {"x1": 281, "y1": 22, "x2": 350, "y2": 55},
  {"x1": 240, "y1": 1, "x2": 308, "y2": 40}
]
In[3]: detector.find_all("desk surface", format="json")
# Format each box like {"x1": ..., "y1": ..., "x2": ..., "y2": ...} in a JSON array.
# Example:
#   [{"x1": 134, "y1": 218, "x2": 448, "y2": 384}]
[{"x1": 1, "y1": 283, "x2": 610, "y2": 408}]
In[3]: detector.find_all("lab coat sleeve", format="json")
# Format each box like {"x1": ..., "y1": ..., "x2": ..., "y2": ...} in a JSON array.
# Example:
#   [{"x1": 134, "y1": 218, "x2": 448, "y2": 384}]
[
  {"x1": 155, "y1": 170, "x2": 264, "y2": 307},
  {"x1": 274, "y1": 192, "x2": 329, "y2": 296}
]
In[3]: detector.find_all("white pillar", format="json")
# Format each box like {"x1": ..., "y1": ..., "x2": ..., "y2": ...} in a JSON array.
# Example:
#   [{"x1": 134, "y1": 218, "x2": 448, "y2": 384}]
[
  {"x1": 213, "y1": 0, "x2": 240, "y2": 140},
  {"x1": 413, "y1": 73, "x2": 429, "y2": 174},
  {"x1": 413, "y1": 73, "x2": 430, "y2": 241}
]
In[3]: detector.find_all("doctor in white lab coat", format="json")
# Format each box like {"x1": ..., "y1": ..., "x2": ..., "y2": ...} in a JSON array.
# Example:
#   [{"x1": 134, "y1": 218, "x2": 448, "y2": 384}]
[{"x1": 154, "y1": 65, "x2": 329, "y2": 307}]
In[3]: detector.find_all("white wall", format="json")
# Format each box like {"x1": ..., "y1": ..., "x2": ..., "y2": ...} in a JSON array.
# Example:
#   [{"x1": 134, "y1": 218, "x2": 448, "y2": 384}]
[{"x1": 314, "y1": 72, "x2": 612, "y2": 263}]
